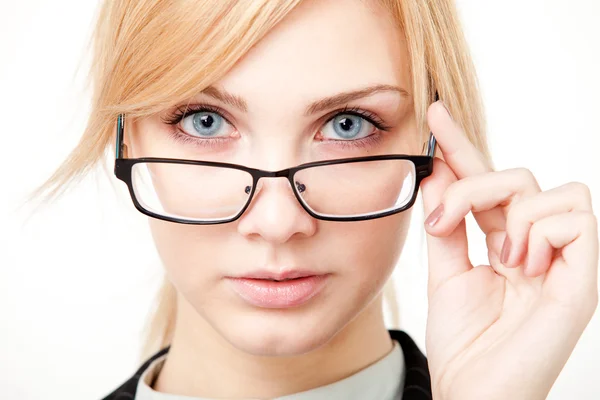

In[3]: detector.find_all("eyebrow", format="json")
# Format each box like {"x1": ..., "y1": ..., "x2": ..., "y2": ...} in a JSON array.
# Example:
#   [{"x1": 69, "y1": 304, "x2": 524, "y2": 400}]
[
  {"x1": 199, "y1": 84, "x2": 409, "y2": 116},
  {"x1": 201, "y1": 86, "x2": 248, "y2": 112},
  {"x1": 304, "y1": 84, "x2": 409, "y2": 115}
]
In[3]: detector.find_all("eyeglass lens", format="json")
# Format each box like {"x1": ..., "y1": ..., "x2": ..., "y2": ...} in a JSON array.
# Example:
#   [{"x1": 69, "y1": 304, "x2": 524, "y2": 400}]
[{"x1": 130, "y1": 159, "x2": 416, "y2": 222}]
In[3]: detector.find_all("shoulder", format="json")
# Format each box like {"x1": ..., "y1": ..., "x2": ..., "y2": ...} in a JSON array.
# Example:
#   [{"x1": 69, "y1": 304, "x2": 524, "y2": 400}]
[
  {"x1": 100, "y1": 346, "x2": 170, "y2": 400},
  {"x1": 100, "y1": 330, "x2": 431, "y2": 400}
]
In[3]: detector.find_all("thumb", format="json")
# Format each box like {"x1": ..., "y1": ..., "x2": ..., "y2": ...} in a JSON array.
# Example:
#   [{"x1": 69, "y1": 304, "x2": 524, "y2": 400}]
[{"x1": 421, "y1": 157, "x2": 472, "y2": 297}]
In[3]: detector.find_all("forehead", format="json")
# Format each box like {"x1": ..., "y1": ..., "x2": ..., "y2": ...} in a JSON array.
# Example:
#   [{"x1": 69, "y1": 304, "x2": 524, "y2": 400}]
[{"x1": 217, "y1": 0, "x2": 410, "y2": 107}]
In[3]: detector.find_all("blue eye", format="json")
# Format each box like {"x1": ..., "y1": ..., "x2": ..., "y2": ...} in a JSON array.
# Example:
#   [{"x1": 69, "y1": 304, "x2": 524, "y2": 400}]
[
  {"x1": 181, "y1": 111, "x2": 230, "y2": 138},
  {"x1": 322, "y1": 114, "x2": 375, "y2": 140}
]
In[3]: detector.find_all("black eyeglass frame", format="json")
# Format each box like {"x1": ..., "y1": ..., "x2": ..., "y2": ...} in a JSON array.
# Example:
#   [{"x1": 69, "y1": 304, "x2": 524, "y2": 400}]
[{"x1": 114, "y1": 106, "x2": 438, "y2": 225}]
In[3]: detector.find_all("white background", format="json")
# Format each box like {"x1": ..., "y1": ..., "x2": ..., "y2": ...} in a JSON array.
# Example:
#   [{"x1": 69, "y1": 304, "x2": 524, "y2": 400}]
[{"x1": 1, "y1": 0, "x2": 599, "y2": 399}]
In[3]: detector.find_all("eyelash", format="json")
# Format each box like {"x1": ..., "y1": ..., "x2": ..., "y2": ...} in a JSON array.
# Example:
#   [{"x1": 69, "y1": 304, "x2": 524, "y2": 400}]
[
  {"x1": 333, "y1": 106, "x2": 392, "y2": 132},
  {"x1": 160, "y1": 103, "x2": 393, "y2": 144},
  {"x1": 161, "y1": 104, "x2": 230, "y2": 126}
]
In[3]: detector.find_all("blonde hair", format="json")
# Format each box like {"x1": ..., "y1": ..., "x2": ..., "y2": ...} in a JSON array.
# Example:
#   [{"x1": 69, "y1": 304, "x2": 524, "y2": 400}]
[{"x1": 39, "y1": 0, "x2": 490, "y2": 360}]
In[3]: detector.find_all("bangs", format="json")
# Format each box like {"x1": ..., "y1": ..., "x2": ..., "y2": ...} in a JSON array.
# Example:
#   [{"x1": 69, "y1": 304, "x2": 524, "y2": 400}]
[{"x1": 99, "y1": 0, "x2": 304, "y2": 117}]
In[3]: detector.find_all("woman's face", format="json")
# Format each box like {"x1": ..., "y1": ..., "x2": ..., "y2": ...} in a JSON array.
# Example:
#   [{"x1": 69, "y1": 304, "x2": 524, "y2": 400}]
[{"x1": 130, "y1": 0, "x2": 420, "y2": 356}]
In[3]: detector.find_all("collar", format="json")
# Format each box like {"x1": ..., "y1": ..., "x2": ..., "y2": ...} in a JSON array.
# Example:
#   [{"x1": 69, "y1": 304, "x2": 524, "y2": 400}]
[{"x1": 101, "y1": 330, "x2": 431, "y2": 400}]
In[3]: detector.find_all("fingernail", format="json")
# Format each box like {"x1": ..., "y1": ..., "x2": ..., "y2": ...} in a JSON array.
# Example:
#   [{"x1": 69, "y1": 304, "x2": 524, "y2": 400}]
[
  {"x1": 425, "y1": 204, "x2": 444, "y2": 227},
  {"x1": 501, "y1": 236, "x2": 512, "y2": 265},
  {"x1": 439, "y1": 101, "x2": 453, "y2": 121}
]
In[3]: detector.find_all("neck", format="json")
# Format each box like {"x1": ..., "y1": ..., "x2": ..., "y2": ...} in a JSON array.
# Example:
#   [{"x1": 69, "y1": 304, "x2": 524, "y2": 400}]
[{"x1": 153, "y1": 294, "x2": 393, "y2": 398}]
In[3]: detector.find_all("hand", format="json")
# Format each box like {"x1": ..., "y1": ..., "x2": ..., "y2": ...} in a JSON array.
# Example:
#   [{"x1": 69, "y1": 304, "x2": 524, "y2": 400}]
[{"x1": 420, "y1": 101, "x2": 599, "y2": 400}]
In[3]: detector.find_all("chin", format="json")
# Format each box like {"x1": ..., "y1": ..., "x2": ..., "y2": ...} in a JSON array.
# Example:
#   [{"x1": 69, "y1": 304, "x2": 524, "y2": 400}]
[{"x1": 205, "y1": 301, "x2": 353, "y2": 357}]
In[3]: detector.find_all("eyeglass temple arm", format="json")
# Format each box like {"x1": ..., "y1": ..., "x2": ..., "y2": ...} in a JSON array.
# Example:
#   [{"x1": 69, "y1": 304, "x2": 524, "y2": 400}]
[
  {"x1": 426, "y1": 131, "x2": 437, "y2": 158},
  {"x1": 116, "y1": 114, "x2": 127, "y2": 159},
  {"x1": 425, "y1": 90, "x2": 440, "y2": 158}
]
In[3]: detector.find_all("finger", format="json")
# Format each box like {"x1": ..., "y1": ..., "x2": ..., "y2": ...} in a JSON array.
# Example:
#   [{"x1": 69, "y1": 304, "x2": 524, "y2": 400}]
[
  {"x1": 426, "y1": 101, "x2": 492, "y2": 179},
  {"x1": 503, "y1": 182, "x2": 594, "y2": 268},
  {"x1": 427, "y1": 101, "x2": 506, "y2": 235},
  {"x1": 421, "y1": 157, "x2": 472, "y2": 298},
  {"x1": 424, "y1": 167, "x2": 541, "y2": 237},
  {"x1": 524, "y1": 211, "x2": 598, "y2": 279},
  {"x1": 486, "y1": 230, "x2": 528, "y2": 283}
]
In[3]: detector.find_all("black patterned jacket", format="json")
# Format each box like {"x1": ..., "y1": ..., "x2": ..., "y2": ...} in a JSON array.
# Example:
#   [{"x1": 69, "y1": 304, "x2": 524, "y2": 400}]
[{"x1": 102, "y1": 330, "x2": 432, "y2": 400}]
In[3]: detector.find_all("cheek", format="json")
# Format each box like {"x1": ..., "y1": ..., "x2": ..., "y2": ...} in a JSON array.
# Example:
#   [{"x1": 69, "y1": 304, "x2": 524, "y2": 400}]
[
  {"x1": 326, "y1": 210, "x2": 412, "y2": 291},
  {"x1": 148, "y1": 219, "x2": 224, "y2": 296}
]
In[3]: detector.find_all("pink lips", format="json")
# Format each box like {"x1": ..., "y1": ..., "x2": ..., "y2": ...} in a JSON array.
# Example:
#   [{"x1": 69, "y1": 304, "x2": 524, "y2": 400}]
[{"x1": 226, "y1": 271, "x2": 329, "y2": 308}]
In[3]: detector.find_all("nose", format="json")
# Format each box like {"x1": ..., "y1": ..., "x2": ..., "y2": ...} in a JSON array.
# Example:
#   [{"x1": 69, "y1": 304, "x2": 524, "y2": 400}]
[{"x1": 237, "y1": 177, "x2": 317, "y2": 244}]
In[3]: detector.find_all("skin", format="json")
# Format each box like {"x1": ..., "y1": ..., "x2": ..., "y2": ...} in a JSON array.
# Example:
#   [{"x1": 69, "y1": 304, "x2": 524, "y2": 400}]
[{"x1": 127, "y1": 0, "x2": 599, "y2": 398}]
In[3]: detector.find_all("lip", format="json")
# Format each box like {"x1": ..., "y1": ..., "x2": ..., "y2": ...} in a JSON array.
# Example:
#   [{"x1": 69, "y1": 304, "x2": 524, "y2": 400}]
[
  {"x1": 235, "y1": 269, "x2": 320, "y2": 281},
  {"x1": 226, "y1": 271, "x2": 329, "y2": 309}
]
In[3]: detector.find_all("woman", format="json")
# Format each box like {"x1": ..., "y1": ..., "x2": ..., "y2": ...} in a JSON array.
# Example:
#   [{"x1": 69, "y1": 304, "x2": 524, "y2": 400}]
[{"x1": 42, "y1": 0, "x2": 598, "y2": 399}]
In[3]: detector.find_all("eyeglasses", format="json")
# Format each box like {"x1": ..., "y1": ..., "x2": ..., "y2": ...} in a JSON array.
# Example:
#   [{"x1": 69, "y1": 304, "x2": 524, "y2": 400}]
[{"x1": 114, "y1": 109, "x2": 437, "y2": 225}]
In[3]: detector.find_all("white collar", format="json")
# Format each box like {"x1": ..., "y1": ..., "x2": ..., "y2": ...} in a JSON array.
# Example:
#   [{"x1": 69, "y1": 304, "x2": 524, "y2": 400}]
[{"x1": 136, "y1": 340, "x2": 405, "y2": 400}]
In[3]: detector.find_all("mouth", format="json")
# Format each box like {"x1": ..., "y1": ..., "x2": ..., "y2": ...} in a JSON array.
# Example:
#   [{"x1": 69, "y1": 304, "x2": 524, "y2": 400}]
[
  {"x1": 226, "y1": 270, "x2": 329, "y2": 309},
  {"x1": 235, "y1": 270, "x2": 322, "y2": 281}
]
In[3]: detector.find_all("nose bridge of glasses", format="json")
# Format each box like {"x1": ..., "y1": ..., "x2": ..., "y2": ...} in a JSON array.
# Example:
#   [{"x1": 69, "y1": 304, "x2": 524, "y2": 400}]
[
  {"x1": 249, "y1": 167, "x2": 294, "y2": 183},
  {"x1": 248, "y1": 174, "x2": 302, "y2": 213},
  {"x1": 256, "y1": 168, "x2": 292, "y2": 178},
  {"x1": 253, "y1": 167, "x2": 295, "y2": 190},
  {"x1": 242, "y1": 167, "x2": 306, "y2": 211}
]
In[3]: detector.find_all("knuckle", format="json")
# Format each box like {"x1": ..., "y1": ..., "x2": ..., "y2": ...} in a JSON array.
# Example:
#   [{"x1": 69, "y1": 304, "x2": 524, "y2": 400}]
[
  {"x1": 566, "y1": 182, "x2": 593, "y2": 204},
  {"x1": 511, "y1": 167, "x2": 536, "y2": 183},
  {"x1": 502, "y1": 167, "x2": 539, "y2": 193},
  {"x1": 580, "y1": 212, "x2": 598, "y2": 233},
  {"x1": 441, "y1": 180, "x2": 464, "y2": 206}
]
